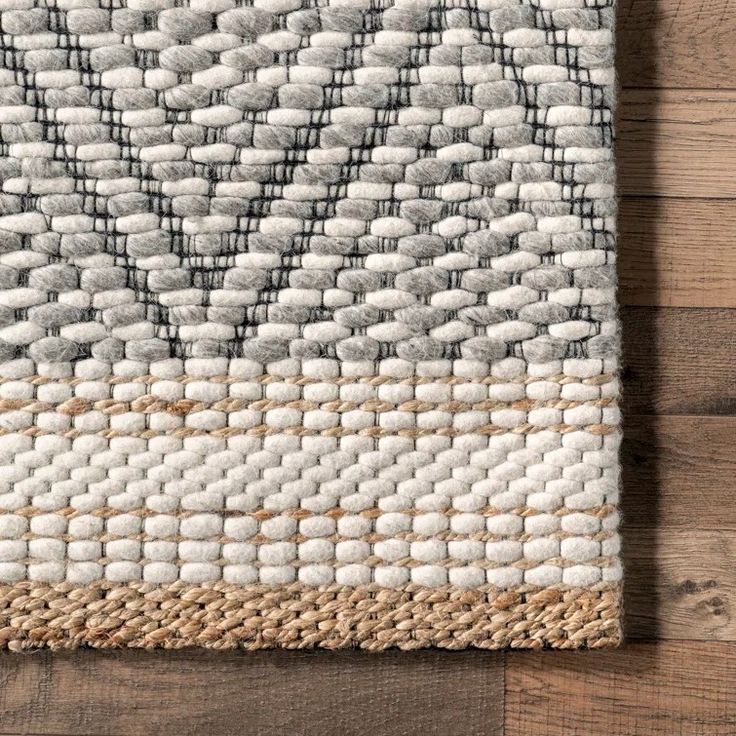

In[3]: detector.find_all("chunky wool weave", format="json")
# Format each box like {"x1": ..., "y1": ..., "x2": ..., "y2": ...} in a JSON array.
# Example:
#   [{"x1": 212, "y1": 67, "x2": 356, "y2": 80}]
[{"x1": 0, "y1": 0, "x2": 620, "y2": 650}]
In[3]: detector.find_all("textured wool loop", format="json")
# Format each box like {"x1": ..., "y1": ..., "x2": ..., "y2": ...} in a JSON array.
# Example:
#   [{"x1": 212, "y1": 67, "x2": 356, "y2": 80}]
[{"x1": 0, "y1": 0, "x2": 620, "y2": 650}]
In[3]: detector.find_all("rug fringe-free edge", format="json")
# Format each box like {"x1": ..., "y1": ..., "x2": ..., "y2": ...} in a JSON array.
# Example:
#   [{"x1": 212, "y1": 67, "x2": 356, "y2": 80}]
[{"x1": 0, "y1": 581, "x2": 621, "y2": 651}]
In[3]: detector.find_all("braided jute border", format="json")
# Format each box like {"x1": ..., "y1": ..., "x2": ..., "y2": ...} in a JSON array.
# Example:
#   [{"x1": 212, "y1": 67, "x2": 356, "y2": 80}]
[{"x1": 0, "y1": 582, "x2": 621, "y2": 651}]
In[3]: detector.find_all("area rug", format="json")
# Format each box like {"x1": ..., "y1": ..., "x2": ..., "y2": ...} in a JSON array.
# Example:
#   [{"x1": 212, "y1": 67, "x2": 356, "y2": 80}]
[{"x1": 0, "y1": 0, "x2": 621, "y2": 650}]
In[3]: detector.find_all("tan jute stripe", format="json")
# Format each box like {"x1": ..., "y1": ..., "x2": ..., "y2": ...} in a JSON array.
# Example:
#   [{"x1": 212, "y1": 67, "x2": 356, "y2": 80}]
[
  {"x1": 0, "y1": 396, "x2": 616, "y2": 415},
  {"x1": 0, "y1": 374, "x2": 617, "y2": 387},
  {"x1": 0, "y1": 422, "x2": 618, "y2": 440},
  {"x1": 0, "y1": 582, "x2": 621, "y2": 652}
]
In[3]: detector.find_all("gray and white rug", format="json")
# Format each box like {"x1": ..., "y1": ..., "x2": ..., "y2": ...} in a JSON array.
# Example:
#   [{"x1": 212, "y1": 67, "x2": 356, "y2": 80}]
[{"x1": 0, "y1": 0, "x2": 620, "y2": 650}]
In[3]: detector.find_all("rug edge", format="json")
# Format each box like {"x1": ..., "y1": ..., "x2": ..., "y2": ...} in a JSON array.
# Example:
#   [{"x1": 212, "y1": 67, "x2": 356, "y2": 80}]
[{"x1": 0, "y1": 581, "x2": 621, "y2": 652}]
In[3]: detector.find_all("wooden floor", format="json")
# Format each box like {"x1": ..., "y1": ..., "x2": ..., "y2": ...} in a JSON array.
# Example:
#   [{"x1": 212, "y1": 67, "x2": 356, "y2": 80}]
[{"x1": 2, "y1": 1, "x2": 736, "y2": 733}]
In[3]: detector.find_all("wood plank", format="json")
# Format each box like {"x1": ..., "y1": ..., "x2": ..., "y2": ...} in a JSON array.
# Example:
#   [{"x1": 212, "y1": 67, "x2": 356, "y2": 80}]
[
  {"x1": 618, "y1": 90, "x2": 736, "y2": 198},
  {"x1": 621, "y1": 307, "x2": 736, "y2": 415},
  {"x1": 618, "y1": 198, "x2": 736, "y2": 308},
  {"x1": 618, "y1": 0, "x2": 736, "y2": 90},
  {"x1": 624, "y1": 529, "x2": 736, "y2": 642},
  {"x1": 504, "y1": 641, "x2": 736, "y2": 736},
  {"x1": 621, "y1": 417, "x2": 736, "y2": 641},
  {"x1": 623, "y1": 416, "x2": 736, "y2": 530},
  {"x1": 0, "y1": 650, "x2": 504, "y2": 736}
]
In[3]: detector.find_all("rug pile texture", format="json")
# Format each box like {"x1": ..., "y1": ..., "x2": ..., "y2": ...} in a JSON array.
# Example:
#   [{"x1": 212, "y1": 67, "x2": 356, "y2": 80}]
[{"x1": 0, "y1": 0, "x2": 621, "y2": 650}]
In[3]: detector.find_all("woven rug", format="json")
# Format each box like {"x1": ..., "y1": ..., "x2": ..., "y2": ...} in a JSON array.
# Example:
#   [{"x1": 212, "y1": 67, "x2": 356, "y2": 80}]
[{"x1": 0, "y1": 0, "x2": 620, "y2": 650}]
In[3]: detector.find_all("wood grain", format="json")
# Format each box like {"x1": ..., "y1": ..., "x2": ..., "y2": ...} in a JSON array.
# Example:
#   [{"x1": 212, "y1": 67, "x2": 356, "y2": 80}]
[
  {"x1": 621, "y1": 418, "x2": 736, "y2": 641},
  {"x1": 623, "y1": 416, "x2": 736, "y2": 529},
  {"x1": 504, "y1": 642, "x2": 736, "y2": 736},
  {"x1": 618, "y1": 90, "x2": 736, "y2": 198},
  {"x1": 618, "y1": 198, "x2": 736, "y2": 308},
  {"x1": 622, "y1": 417, "x2": 736, "y2": 641},
  {"x1": 0, "y1": 650, "x2": 504, "y2": 736},
  {"x1": 624, "y1": 530, "x2": 736, "y2": 642},
  {"x1": 618, "y1": 0, "x2": 736, "y2": 90},
  {"x1": 621, "y1": 307, "x2": 736, "y2": 415}
]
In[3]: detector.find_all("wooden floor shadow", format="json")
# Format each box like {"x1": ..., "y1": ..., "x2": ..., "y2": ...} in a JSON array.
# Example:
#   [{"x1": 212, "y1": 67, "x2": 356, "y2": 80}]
[{"x1": 617, "y1": 0, "x2": 663, "y2": 641}]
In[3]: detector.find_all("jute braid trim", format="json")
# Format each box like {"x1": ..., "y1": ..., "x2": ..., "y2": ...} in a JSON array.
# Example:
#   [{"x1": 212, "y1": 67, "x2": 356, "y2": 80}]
[
  {"x1": 13, "y1": 529, "x2": 618, "y2": 546},
  {"x1": 0, "y1": 396, "x2": 617, "y2": 415},
  {"x1": 0, "y1": 374, "x2": 618, "y2": 387},
  {"x1": 1, "y1": 422, "x2": 619, "y2": 440},
  {"x1": 8, "y1": 555, "x2": 617, "y2": 571},
  {"x1": 0, "y1": 582, "x2": 621, "y2": 652},
  {"x1": 9, "y1": 503, "x2": 618, "y2": 520}
]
